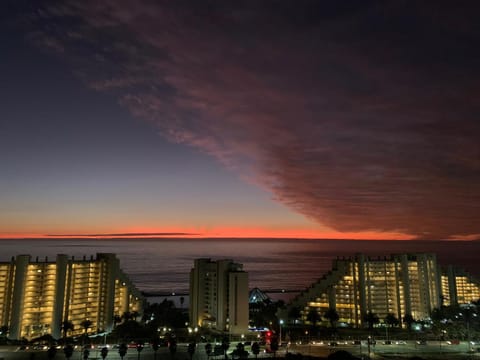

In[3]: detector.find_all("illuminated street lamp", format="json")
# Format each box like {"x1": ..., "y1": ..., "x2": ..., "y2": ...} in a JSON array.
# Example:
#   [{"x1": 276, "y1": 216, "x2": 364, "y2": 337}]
[{"x1": 279, "y1": 319, "x2": 284, "y2": 344}]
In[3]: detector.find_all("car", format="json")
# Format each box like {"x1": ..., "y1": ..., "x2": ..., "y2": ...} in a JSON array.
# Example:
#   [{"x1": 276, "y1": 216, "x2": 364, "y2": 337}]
[
  {"x1": 446, "y1": 340, "x2": 460, "y2": 345},
  {"x1": 395, "y1": 340, "x2": 407, "y2": 345},
  {"x1": 328, "y1": 342, "x2": 338, "y2": 347},
  {"x1": 32, "y1": 345, "x2": 49, "y2": 350},
  {"x1": 383, "y1": 340, "x2": 392, "y2": 345},
  {"x1": 416, "y1": 340, "x2": 427, "y2": 345}
]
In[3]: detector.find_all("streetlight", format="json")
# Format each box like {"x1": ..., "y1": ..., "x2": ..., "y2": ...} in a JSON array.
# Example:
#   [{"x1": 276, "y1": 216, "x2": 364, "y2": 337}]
[{"x1": 279, "y1": 320, "x2": 284, "y2": 344}]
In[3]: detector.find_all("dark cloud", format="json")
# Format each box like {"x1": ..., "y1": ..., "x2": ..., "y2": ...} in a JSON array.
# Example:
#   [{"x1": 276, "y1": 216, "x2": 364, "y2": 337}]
[
  {"x1": 23, "y1": 0, "x2": 480, "y2": 239},
  {"x1": 46, "y1": 233, "x2": 199, "y2": 237}
]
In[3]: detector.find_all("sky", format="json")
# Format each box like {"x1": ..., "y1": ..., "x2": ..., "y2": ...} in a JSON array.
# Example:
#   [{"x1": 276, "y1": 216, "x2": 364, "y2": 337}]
[{"x1": 1, "y1": 1, "x2": 480, "y2": 240}]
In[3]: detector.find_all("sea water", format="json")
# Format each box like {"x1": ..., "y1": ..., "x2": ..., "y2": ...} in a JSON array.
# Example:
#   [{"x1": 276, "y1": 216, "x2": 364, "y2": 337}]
[{"x1": 0, "y1": 238, "x2": 478, "y2": 296}]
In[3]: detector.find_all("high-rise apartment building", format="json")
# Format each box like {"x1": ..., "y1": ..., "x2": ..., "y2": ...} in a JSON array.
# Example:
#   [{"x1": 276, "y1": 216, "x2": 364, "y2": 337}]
[
  {"x1": 281, "y1": 253, "x2": 479, "y2": 328},
  {"x1": 190, "y1": 259, "x2": 249, "y2": 334},
  {"x1": 442, "y1": 265, "x2": 480, "y2": 306},
  {"x1": 0, "y1": 253, "x2": 143, "y2": 340}
]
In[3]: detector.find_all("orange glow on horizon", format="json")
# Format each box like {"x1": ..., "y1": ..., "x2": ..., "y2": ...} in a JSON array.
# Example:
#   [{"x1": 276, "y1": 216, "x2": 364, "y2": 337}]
[{"x1": 0, "y1": 227, "x2": 421, "y2": 240}]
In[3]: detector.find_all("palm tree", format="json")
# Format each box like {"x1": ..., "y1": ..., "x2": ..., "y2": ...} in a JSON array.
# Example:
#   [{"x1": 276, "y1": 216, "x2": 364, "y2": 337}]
[
  {"x1": 324, "y1": 308, "x2": 339, "y2": 329},
  {"x1": 113, "y1": 315, "x2": 122, "y2": 328},
  {"x1": 221, "y1": 336, "x2": 229, "y2": 360},
  {"x1": 384, "y1": 313, "x2": 398, "y2": 342},
  {"x1": 81, "y1": 319, "x2": 93, "y2": 334},
  {"x1": 288, "y1": 306, "x2": 302, "y2": 325},
  {"x1": 63, "y1": 344, "x2": 74, "y2": 360},
  {"x1": 402, "y1": 313, "x2": 415, "y2": 332},
  {"x1": 385, "y1": 313, "x2": 399, "y2": 328},
  {"x1": 47, "y1": 346, "x2": 57, "y2": 360},
  {"x1": 132, "y1": 311, "x2": 140, "y2": 322},
  {"x1": 363, "y1": 312, "x2": 379, "y2": 331},
  {"x1": 251, "y1": 342, "x2": 260, "y2": 359},
  {"x1": 152, "y1": 339, "x2": 160, "y2": 360},
  {"x1": 205, "y1": 343, "x2": 212, "y2": 360},
  {"x1": 461, "y1": 305, "x2": 475, "y2": 349},
  {"x1": 80, "y1": 319, "x2": 92, "y2": 344},
  {"x1": 61, "y1": 320, "x2": 74, "y2": 341},
  {"x1": 306, "y1": 309, "x2": 321, "y2": 327},
  {"x1": 122, "y1": 312, "x2": 133, "y2": 322},
  {"x1": 306, "y1": 308, "x2": 321, "y2": 338}
]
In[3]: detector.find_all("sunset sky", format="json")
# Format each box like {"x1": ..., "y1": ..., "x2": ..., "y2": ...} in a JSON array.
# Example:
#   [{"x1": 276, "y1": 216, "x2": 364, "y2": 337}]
[{"x1": 1, "y1": 1, "x2": 480, "y2": 240}]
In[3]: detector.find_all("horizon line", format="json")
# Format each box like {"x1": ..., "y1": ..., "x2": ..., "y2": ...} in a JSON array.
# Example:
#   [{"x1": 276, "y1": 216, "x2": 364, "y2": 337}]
[{"x1": 0, "y1": 236, "x2": 478, "y2": 242}]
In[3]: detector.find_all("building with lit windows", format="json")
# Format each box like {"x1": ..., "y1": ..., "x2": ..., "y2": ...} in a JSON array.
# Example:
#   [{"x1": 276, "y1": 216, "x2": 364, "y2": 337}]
[
  {"x1": 280, "y1": 253, "x2": 480, "y2": 328},
  {"x1": 190, "y1": 259, "x2": 249, "y2": 335},
  {"x1": 0, "y1": 253, "x2": 143, "y2": 340},
  {"x1": 442, "y1": 266, "x2": 480, "y2": 306}
]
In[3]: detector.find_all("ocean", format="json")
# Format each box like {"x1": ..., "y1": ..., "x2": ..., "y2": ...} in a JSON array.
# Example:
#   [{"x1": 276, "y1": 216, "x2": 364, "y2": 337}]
[{"x1": 0, "y1": 239, "x2": 478, "y2": 296}]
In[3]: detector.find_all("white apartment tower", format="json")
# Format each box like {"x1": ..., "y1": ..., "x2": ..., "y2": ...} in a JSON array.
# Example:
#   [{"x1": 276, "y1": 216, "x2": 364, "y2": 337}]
[
  {"x1": 190, "y1": 259, "x2": 249, "y2": 334},
  {"x1": 0, "y1": 253, "x2": 143, "y2": 340},
  {"x1": 281, "y1": 253, "x2": 480, "y2": 328}
]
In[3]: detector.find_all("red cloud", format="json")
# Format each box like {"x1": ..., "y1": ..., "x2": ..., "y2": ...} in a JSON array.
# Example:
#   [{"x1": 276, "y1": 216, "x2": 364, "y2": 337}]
[{"x1": 27, "y1": 0, "x2": 480, "y2": 239}]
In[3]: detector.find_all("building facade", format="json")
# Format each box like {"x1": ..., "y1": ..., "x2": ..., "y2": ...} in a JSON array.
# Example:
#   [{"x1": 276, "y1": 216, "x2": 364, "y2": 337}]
[
  {"x1": 190, "y1": 259, "x2": 249, "y2": 334},
  {"x1": 441, "y1": 265, "x2": 480, "y2": 306},
  {"x1": 281, "y1": 253, "x2": 480, "y2": 328},
  {"x1": 0, "y1": 253, "x2": 143, "y2": 340}
]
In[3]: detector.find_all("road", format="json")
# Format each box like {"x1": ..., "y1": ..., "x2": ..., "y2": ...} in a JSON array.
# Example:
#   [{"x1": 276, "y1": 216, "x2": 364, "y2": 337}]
[
  {"x1": 2, "y1": 341, "x2": 479, "y2": 360},
  {"x1": 289, "y1": 340, "x2": 480, "y2": 359}
]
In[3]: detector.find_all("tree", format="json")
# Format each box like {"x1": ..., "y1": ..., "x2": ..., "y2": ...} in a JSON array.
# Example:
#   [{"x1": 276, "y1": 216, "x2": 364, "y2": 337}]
[
  {"x1": 234, "y1": 343, "x2": 248, "y2": 359},
  {"x1": 288, "y1": 307, "x2": 302, "y2": 325},
  {"x1": 270, "y1": 337, "x2": 279, "y2": 358},
  {"x1": 324, "y1": 308, "x2": 340, "y2": 329},
  {"x1": 136, "y1": 342, "x2": 144, "y2": 360},
  {"x1": 62, "y1": 320, "x2": 74, "y2": 340},
  {"x1": 251, "y1": 342, "x2": 260, "y2": 359},
  {"x1": 113, "y1": 315, "x2": 122, "y2": 328},
  {"x1": 80, "y1": 319, "x2": 92, "y2": 346},
  {"x1": 113, "y1": 319, "x2": 147, "y2": 341},
  {"x1": 63, "y1": 345, "x2": 74, "y2": 360},
  {"x1": 306, "y1": 309, "x2": 321, "y2": 327},
  {"x1": 118, "y1": 343, "x2": 127, "y2": 360},
  {"x1": 460, "y1": 305, "x2": 476, "y2": 347},
  {"x1": 402, "y1": 314, "x2": 415, "y2": 332},
  {"x1": 187, "y1": 342, "x2": 196, "y2": 360},
  {"x1": 152, "y1": 339, "x2": 160, "y2": 360},
  {"x1": 363, "y1": 312, "x2": 379, "y2": 331},
  {"x1": 249, "y1": 300, "x2": 280, "y2": 329},
  {"x1": 221, "y1": 336, "x2": 230, "y2": 360},
  {"x1": 132, "y1": 311, "x2": 140, "y2": 322},
  {"x1": 122, "y1": 312, "x2": 133, "y2": 322},
  {"x1": 169, "y1": 338, "x2": 177, "y2": 359},
  {"x1": 385, "y1": 313, "x2": 399, "y2": 328},
  {"x1": 80, "y1": 319, "x2": 93, "y2": 335},
  {"x1": 142, "y1": 300, "x2": 188, "y2": 330},
  {"x1": 47, "y1": 346, "x2": 57, "y2": 360},
  {"x1": 101, "y1": 347, "x2": 109, "y2": 360},
  {"x1": 430, "y1": 308, "x2": 447, "y2": 339},
  {"x1": 205, "y1": 343, "x2": 212, "y2": 359}
]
